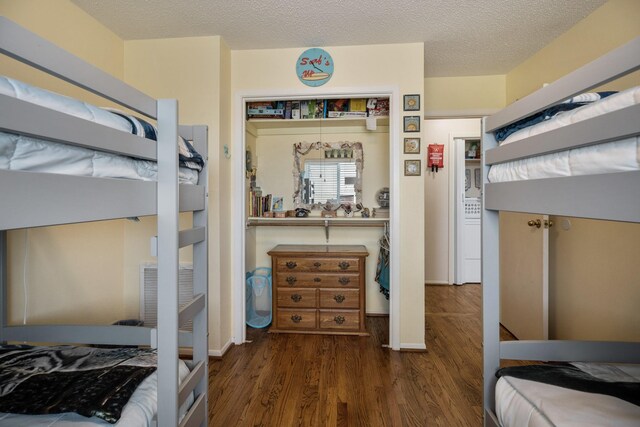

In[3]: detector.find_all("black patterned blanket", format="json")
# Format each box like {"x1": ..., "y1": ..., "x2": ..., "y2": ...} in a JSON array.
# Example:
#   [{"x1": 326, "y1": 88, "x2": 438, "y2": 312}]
[{"x1": 0, "y1": 345, "x2": 157, "y2": 424}]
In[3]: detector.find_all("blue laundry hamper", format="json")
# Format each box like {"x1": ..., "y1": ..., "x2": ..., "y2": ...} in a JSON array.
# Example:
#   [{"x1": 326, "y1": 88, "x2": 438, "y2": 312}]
[{"x1": 246, "y1": 268, "x2": 272, "y2": 328}]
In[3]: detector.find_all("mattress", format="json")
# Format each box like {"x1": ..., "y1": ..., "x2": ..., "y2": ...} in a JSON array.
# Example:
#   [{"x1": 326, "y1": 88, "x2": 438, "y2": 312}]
[
  {"x1": 0, "y1": 76, "x2": 201, "y2": 184},
  {"x1": 0, "y1": 346, "x2": 193, "y2": 426},
  {"x1": 496, "y1": 363, "x2": 640, "y2": 427},
  {"x1": 488, "y1": 86, "x2": 640, "y2": 183}
]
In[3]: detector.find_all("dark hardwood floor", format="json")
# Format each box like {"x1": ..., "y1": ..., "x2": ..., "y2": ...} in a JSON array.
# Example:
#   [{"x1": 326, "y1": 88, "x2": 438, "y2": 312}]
[{"x1": 209, "y1": 284, "x2": 487, "y2": 426}]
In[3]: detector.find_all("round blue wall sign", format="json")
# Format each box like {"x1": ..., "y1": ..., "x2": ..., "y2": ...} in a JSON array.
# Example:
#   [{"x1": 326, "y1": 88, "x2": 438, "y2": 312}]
[{"x1": 296, "y1": 48, "x2": 334, "y2": 87}]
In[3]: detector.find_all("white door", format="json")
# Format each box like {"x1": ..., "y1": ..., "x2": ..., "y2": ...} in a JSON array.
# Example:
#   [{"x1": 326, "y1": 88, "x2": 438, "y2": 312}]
[
  {"x1": 499, "y1": 212, "x2": 549, "y2": 340},
  {"x1": 453, "y1": 138, "x2": 481, "y2": 284}
]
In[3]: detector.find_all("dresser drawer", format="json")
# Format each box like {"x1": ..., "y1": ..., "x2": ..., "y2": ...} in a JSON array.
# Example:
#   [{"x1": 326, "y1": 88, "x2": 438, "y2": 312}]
[
  {"x1": 276, "y1": 309, "x2": 317, "y2": 329},
  {"x1": 277, "y1": 288, "x2": 317, "y2": 308},
  {"x1": 276, "y1": 257, "x2": 360, "y2": 272},
  {"x1": 276, "y1": 273, "x2": 359, "y2": 288},
  {"x1": 318, "y1": 310, "x2": 360, "y2": 331},
  {"x1": 319, "y1": 289, "x2": 359, "y2": 309}
]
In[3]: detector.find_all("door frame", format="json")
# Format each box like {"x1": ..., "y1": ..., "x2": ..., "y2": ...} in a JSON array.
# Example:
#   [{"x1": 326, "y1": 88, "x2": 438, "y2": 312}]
[
  {"x1": 232, "y1": 85, "x2": 402, "y2": 350},
  {"x1": 448, "y1": 133, "x2": 480, "y2": 284}
]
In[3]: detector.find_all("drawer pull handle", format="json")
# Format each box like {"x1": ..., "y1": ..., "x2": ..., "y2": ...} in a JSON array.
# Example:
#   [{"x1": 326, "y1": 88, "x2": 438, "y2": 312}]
[
  {"x1": 334, "y1": 315, "x2": 345, "y2": 325},
  {"x1": 291, "y1": 294, "x2": 302, "y2": 303},
  {"x1": 285, "y1": 261, "x2": 298, "y2": 269},
  {"x1": 338, "y1": 261, "x2": 350, "y2": 270},
  {"x1": 313, "y1": 262, "x2": 321, "y2": 267},
  {"x1": 313, "y1": 277, "x2": 322, "y2": 283},
  {"x1": 286, "y1": 276, "x2": 297, "y2": 285},
  {"x1": 333, "y1": 294, "x2": 345, "y2": 303},
  {"x1": 291, "y1": 314, "x2": 302, "y2": 323},
  {"x1": 338, "y1": 277, "x2": 350, "y2": 285}
]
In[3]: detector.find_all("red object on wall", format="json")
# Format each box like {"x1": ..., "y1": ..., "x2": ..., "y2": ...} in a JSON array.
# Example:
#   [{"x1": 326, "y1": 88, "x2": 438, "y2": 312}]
[{"x1": 427, "y1": 144, "x2": 444, "y2": 172}]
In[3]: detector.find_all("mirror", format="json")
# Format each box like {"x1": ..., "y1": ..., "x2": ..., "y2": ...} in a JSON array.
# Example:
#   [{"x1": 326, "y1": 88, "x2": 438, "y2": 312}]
[{"x1": 293, "y1": 141, "x2": 363, "y2": 210}]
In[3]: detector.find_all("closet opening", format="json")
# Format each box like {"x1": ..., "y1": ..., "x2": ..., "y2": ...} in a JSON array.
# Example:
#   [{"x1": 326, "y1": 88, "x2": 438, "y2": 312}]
[{"x1": 233, "y1": 88, "x2": 401, "y2": 349}]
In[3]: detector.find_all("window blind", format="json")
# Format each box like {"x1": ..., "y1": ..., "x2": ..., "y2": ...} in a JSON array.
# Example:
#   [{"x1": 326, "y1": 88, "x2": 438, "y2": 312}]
[{"x1": 304, "y1": 160, "x2": 356, "y2": 204}]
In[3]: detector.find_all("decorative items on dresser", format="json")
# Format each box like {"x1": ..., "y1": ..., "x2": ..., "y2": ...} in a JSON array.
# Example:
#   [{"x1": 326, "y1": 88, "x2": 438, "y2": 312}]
[{"x1": 268, "y1": 245, "x2": 369, "y2": 335}]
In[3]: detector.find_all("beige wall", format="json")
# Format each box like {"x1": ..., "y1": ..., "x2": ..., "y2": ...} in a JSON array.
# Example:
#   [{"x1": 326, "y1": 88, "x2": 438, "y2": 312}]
[
  {"x1": 0, "y1": 0, "x2": 124, "y2": 102},
  {"x1": 424, "y1": 75, "x2": 506, "y2": 117},
  {"x1": 423, "y1": 119, "x2": 481, "y2": 284},
  {"x1": 504, "y1": 0, "x2": 640, "y2": 341},
  {"x1": 1, "y1": 0, "x2": 129, "y2": 325},
  {"x1": 506, "y1": 0, "x2": 640, "y2": 103},
  {"x1": 233, "y1": 43, "x2": 426, "y2": 346},
  {"x1": 124, "y1": 36, "x2": 233, "y2": 352}
]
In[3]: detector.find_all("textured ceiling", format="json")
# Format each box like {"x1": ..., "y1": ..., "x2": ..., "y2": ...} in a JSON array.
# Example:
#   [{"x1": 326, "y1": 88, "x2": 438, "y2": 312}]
[{"x1": 72, "y1": 0, "x2": 606, "y2": 77}]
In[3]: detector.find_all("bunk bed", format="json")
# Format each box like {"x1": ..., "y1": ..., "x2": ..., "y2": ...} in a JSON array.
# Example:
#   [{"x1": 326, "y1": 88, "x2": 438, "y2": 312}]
[
  {"x1": 482, "y1": 36, "x2": 640, "y2": 427},
  {"x1": 0, "y1": 17, "x2": 209, "y2": 427}
]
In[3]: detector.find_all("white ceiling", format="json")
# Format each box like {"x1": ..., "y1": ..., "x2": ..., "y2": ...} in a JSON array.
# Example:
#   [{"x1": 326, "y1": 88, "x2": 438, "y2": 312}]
[{"x1": 72, "y1": 0, "x2": 606, "y2": 77}]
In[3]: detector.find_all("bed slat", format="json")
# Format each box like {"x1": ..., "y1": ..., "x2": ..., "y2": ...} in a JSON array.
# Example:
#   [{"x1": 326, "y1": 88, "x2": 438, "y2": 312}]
[
  {"x1": 485, "y1": 171, "x2": 640, "y2": 223},
  {"x1": 178, "y1": 360, "x2": 205, "y2": 406},
  {"x1": 484, "y1": 409, "x2": 500, "y2": 427},
  {"x1": 0, "y1": 17, "x2": 157, "y2": 118},
  {"x1": 178, "y1": 294, "x2": 206, "y2": 329},
  {"x1": 0, "y1": 94, "x2": 157, "y2": 160},
  {"x1": 485, "y1": 104, "x2": 640, "y2": 165},
  {"x1": 179, "y1": 393, "x2": 206, "y2": 427},
  {"x1": 2, "y1": 325, "x2": 153, "y2": 346},
  {"x1": 501, "y1": 340, "x2": 640, "y2": 363},
  {"x1": 0, "y1": 170, "x2": 205, "y2": 230},
  {"x1": 486, "y1": 36, "x2": 640, "y2": 132}
]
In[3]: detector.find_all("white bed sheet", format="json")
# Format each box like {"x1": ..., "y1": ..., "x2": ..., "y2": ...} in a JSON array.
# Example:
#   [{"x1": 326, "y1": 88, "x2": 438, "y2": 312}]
[
  {"x1": 0, "y1": 359, "x2": 193, "y2": 427},
  {"x1": 489, "y1": 86, "x2": 640, "y2": 183},
  {"x1": 0, "y1": 75, "x2": 198, "y2": 184},
  {"x1": 496, "y1": 363, "x2": 640, "y2": 427},
  {"x1": 0, "y1": 132, "x2": 199, "y2": 184}
]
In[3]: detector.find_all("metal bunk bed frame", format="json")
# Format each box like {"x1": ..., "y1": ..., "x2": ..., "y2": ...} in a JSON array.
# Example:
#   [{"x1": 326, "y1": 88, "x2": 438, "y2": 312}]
[
  {"x1": 0, "y1": 17, "x2": 208, "y2": 427},
  {"x1": 481, "y1": 36, "x2": 640, "y2": 426}
]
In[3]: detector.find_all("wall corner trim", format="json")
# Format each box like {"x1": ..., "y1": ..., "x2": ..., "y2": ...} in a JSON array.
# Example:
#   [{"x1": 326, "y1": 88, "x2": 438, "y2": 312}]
[{"x1": 209, "y1": 338, "x2": 234, "y2": 358}]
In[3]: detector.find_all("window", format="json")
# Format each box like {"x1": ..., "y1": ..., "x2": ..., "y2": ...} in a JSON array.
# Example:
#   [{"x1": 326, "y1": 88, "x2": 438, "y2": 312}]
[{"x1": 303, "y1": 160, "x2": 356, "y2": 205}]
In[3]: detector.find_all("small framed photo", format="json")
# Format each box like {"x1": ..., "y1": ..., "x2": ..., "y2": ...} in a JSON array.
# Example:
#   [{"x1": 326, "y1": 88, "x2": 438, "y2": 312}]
[
  {"x1": 403, "y1": 94, "x2": 420, "y2": 111},
  {"x1": 403, "y1": 116, "x2": 420, "y2": 132},
  {"x1": 404, "y1": 160, "x2": 421, "y2": 176},
  {"x1": 403, "y1": 137, "x2": 421, "y2": 154},
  {"x1": 271, "y1": 196, "x2": 284, "y2": 211}
]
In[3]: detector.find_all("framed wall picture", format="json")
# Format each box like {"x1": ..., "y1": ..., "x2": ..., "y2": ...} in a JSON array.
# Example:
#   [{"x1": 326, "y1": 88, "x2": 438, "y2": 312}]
[
  {"x1": 403, "y1": 94, "x2": 420, "y2": 111},
  {"x1": 403, "y1": 116, "x2": 420, "y2": 132},
  {"x1": 404, "y1": 160, "x2": 421, "y2": 176},
  {"x1": 403, "y1": 137, "x2": 420, "y2": 154}
]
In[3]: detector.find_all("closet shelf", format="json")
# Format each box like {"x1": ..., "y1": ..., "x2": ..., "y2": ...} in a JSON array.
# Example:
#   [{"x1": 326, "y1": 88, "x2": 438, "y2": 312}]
[
  {"x1": 246, "y1": 216, "x2": 389, "y2": 227},
  {"x1": 247, "y1": 216, "x2": 388, "y2": 242},
  {"x1": 247, "y1": 116, "x2": 389, "y2": 131}
]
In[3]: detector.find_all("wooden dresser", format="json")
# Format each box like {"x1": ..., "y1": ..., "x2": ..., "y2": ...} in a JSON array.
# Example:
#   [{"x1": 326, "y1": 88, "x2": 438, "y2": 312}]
[{"x1": 268, "y1": 245, "x2": 369, "y2": 335}]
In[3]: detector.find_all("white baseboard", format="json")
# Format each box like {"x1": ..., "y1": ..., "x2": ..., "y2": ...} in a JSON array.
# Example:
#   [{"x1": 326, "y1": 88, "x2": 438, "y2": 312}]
[
  {"x1": 366, "y1": 310, "x2": 389, "y2": 316},
  {"x1": 425, "y1": 280, "x2": 451, "y2": 285},
  {"x1": 400, "y1": 342, "x2": 427, "y2": 351},
  {"x1": 209, "y1": 338, "x2": 233, "y2": 358}
]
